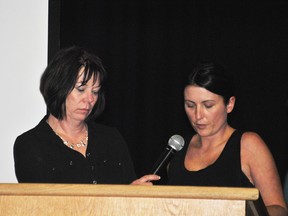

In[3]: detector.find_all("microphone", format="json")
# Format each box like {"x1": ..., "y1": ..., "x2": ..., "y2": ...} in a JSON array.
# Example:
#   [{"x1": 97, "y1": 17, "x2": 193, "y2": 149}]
[{"x1": 151, "y1": 135, "x2": 185, "y2": 175}]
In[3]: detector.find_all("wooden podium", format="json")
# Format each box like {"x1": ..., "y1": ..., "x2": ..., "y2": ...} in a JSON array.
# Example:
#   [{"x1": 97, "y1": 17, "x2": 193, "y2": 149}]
[{"x1": 0, "y1": 183, "x2": 260, "y2": 215}]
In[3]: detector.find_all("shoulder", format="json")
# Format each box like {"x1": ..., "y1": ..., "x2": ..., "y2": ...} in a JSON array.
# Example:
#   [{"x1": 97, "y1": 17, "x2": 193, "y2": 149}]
[
  {"x1": 15, "y1": 123, "x2": 45, "y2": 143},
  {"x1": 87, "y1": 121, "x2": 120, "y2": 134},
  {"x1": 240, "y1": 131, "x2": 273, "y2": 164},
  {"x1": 87, "y1": 121, "x2": 125, "y2": 142},
  {"x1": 14, "y1": 116, "x2": 53, "y2": 149},
  {"x1": 16, "y1": 116, "x2": 48, "y2": 137},
  {"x1": 240, "y1": 131, "x2": 268, "y2": 153}
]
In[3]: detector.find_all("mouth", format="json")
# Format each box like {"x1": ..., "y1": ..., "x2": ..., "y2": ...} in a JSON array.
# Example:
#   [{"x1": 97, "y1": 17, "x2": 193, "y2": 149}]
[
  {"x1": 78, "y1": 108, "x2": 90, "y2": 113},
  {"x1": 194, "y1": 123, "x2": 207, "y2": 130}
]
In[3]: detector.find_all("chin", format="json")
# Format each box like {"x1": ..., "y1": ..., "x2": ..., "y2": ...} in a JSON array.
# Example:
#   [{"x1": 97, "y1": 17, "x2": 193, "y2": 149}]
[
  {"x1": 75, "y1": 114, "x2": 88, "y2": 121},
  {"x1": 195, "y1": 129, "x2": 212, "y2": 137}
]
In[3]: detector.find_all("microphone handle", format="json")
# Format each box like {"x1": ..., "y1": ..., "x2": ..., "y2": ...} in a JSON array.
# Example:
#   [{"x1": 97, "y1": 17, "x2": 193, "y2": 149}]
[{"x1": 151, "y1": 146, "x2": 175, "y2": 175}]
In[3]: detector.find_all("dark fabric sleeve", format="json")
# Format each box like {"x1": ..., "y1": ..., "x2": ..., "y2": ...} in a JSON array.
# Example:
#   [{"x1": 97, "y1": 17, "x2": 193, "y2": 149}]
[
  {"x1": 13, "y1": 135, "x2": 52, "y2": 183},
  {"x1": 113, "y1": 129, "x2": 137, "y2": 183},
  {"x1": 96, "y1": 127, "x2": 137, "y2": 184}
]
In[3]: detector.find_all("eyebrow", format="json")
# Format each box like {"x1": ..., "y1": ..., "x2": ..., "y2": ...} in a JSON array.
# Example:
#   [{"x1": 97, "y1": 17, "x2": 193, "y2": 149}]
[
  {"x1": 184, "y1": 99, "x2": 216, "y2": 103},
  {"x1": 184, "y1": 100, "x2": 194, "y2": 103}
]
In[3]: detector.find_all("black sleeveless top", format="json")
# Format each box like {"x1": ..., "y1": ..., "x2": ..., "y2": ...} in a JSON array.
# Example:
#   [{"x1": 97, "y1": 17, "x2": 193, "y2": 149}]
[{"x1": 167, "y1": 130, "x2": 253, "y2": 187}]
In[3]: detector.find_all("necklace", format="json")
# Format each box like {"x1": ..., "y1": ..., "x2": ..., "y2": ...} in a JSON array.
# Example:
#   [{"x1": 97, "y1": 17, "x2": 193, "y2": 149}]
[{"x1": 57, "y1": 131, "x2": 88, "y2": 149}]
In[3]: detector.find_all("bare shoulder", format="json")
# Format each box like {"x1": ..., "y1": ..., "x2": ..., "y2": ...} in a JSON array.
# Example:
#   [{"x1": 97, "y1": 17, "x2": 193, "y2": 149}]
[{"x1": 241, "y1": 131, "x2": 269, "y2": 153}]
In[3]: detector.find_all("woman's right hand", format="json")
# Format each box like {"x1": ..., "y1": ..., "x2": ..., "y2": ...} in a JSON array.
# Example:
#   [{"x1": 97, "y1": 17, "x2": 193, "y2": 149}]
[{"x1": 130, "y1": 174, "x2": 161, "y2": 185}]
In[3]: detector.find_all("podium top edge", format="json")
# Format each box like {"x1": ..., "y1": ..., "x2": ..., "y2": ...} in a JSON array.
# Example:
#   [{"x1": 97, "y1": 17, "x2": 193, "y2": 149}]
[{"x1": 0, "y1": 183, "x2": 259, "y2": 200}]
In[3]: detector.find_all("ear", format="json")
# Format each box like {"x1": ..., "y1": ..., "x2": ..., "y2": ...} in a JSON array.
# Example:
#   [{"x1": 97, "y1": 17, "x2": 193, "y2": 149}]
[{"x1": 226, "y1": 96, "x2": 235, "y2": 113}]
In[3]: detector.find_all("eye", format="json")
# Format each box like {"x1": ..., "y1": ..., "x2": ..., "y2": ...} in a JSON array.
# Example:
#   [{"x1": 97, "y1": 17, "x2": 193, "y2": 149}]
[
  {"x1": 92, "y1": 90, "x2": 99, "y2": 95},
  {"x1": 76, "y1": 86, "x2": 85, "y2": 92},
  {"x1": 185, "y1": 101, "x2": 195, "y2": 108},
  {"x1": 205, "y1": 105, "x2": 213, "y2": 108},
  {"x1": 204, "y1": 103, "x2": 214, "y2": 109}
]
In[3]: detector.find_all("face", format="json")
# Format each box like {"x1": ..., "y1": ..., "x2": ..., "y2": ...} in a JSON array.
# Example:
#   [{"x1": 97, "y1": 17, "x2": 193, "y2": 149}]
[
  {"x1": 65, "y1": 68, "x2": 101, "y2": 122},
  {"x1": 184, "y1": 85, "x2": 235, "y2": 137}
]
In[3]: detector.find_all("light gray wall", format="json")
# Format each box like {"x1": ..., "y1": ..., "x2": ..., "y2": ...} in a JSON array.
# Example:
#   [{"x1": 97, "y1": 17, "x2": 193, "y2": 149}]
[{"x1": 0, "y1": 0, "x2": 48, "y2": 182}]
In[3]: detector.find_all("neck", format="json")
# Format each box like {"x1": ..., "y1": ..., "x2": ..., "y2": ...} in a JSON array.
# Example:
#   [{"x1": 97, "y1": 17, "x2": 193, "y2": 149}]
[
  {"x1": 196, "y1": 126, "x2": 234, "y2": 149},
  {"x1": 46, "y1": 114, "x2": 87, "y2": 137}
]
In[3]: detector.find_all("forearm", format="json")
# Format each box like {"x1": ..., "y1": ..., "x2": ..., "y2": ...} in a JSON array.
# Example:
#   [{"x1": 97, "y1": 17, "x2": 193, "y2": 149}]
[
  {"x1": 267, "y1": 205, "x2": 288, "y2": 216},
  {"x1": 15, "y1": 161, "x2": 50, "y2": 183}
]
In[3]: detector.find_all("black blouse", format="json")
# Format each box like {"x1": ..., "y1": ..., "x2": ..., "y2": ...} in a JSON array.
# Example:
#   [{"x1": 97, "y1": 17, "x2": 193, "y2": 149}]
[{"x1": 14, "y1": 116, "x2": 137, "y2": 184}]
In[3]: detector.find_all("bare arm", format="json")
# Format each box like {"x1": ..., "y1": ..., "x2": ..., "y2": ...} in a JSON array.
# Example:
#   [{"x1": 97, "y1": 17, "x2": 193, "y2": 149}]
[{"x1": 241, "y1": 132, "x2": 287, "y2": 216}]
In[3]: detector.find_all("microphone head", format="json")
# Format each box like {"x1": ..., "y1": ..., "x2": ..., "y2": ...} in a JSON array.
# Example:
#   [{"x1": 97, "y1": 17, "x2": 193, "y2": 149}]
[{"x1": 168, "y1": 135, "x2": 185, "y2": 151}]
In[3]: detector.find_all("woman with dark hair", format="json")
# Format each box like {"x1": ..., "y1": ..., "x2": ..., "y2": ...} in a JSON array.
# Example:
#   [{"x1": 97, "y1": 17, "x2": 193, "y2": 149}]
[
  {"x1": 167, "y1": 62, "x2": 287, "y2": 215},
  {"x1": 14, "y1": 46, "x2": 159, "y2": 185}
]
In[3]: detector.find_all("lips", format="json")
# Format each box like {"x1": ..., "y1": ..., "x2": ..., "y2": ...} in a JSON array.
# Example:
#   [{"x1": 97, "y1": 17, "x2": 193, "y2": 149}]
[
  {"x1": 78, "y1": 108, "x2": 90, "y2": 113},
  {"x1": 195, "y1": 123, "x2": 207, "y2": 129}
]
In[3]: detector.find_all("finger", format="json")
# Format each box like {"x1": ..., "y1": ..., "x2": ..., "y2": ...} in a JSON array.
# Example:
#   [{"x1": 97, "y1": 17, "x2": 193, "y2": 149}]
[{"x1": 143, "y1": 174, "x2": 161, "y2": 181}]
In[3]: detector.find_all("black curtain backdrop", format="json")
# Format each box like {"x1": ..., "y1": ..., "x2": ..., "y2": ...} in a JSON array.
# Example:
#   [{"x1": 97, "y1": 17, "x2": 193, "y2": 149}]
[{"x1": 49, "y1": 0, "x2": 288, "y2": 184}]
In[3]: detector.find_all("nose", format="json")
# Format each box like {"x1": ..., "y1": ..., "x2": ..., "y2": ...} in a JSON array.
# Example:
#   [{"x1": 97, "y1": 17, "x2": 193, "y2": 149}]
[
  {"x1": 195, "y1": 107, "x2": 203, "y2": 120},
  {"x1": 86, "y1": 91, "x2": 95, "y2": 103}
]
